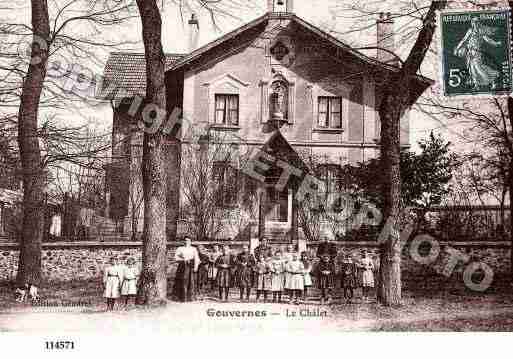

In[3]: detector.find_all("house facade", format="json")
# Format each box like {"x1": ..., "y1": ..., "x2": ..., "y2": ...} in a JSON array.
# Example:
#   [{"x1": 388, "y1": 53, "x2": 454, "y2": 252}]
[{"x1": 100, "y1": 0, "x2": 432, "y2": 242}]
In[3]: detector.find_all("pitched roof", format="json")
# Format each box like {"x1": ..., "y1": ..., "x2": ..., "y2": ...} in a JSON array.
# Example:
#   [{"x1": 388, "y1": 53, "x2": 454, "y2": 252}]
[
  {"x1": 259, "y1": 129, "x2": 311, "y2": 175},
  {"x1": 98, "y1": 52, "x2": 185, "y2": 100},
  {"x1": 100, "y1": 12, "x2": 433, "y2": 101},
  {"x1": 167, "y1": 13, "x2": 432, "y2": 87}
]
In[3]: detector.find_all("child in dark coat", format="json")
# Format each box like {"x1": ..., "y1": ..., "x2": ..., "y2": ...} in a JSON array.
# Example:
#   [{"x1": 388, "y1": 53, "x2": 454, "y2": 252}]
[
  {"x1": 315, "y1": 254, "x2": 335, "y2": 304},
  {"x1": 340, "y1": 254, "x2": 357, "y2": 301},
  {"x1": 234, "y1": 245, "x2": 256, "y2": 301},
  {"x1": 215, "y1": 245, "x2": 235, "y2": 302}
]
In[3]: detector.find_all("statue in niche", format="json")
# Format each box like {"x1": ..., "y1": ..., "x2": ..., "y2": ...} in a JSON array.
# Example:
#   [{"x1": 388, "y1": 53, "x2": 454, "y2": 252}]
[{"x1": 271, "y1": 81, "x2": 288, "y2": 121}]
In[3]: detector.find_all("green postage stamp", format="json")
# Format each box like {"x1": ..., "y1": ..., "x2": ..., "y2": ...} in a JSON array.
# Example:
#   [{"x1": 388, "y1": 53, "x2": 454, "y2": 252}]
[{"x1": 439, "y1": 9, "x2": 512, "y2": 97}]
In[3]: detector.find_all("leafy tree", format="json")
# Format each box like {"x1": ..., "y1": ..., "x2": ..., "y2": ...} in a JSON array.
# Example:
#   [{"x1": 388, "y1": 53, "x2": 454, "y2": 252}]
[{"x1": 349, "y1": 132, "x2": 457, "y2": 211}]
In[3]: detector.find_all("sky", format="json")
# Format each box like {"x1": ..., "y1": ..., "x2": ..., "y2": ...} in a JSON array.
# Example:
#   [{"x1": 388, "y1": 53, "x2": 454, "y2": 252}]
[
  {"x1": 2, "y1": 0, "x2": 501, "y2": 156},
  {"x1": 102, "y1": 0, "x2": 502, "y2": 155}
]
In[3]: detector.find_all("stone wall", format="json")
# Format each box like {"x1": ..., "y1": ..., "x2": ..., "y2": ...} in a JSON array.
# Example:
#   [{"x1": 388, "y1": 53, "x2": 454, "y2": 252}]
[{"x1": 0, "y1": 241, "x2": 510, "y2": 283}]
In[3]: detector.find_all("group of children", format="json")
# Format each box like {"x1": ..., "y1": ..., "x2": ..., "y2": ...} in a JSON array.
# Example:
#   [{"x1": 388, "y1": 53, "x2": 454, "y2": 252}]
[
  {"x1": 101, "y1": 243, "x2": 377, "y2": 309},
  {"x1": 103, "y1": 257, "x2": 140, "y2": 310},
  {"x1": 196, "y1": 244, "x2": 377, "y2": 304}
]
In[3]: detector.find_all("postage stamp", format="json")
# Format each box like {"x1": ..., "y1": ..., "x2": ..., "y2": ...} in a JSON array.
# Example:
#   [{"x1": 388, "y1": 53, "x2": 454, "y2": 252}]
[{"x1": 439, "y1": 9, "x2": 512, "y2": 98}]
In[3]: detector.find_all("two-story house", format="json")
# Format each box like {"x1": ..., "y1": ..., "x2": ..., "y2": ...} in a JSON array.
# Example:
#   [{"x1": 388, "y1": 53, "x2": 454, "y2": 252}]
[{"x1": 99, "y1": 0, "x2": 432, "y2": 242}]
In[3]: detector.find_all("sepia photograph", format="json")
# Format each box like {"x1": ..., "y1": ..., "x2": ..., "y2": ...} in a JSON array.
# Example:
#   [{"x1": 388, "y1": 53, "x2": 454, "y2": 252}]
[{"x1": 1, "y1": 0, "x2": 513, "y2": 353}]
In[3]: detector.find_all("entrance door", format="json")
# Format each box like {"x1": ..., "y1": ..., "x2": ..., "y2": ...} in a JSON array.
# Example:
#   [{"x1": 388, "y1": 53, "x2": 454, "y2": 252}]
[{"x1": 266, "y1": 187, "x2": 288, "y2": 222}]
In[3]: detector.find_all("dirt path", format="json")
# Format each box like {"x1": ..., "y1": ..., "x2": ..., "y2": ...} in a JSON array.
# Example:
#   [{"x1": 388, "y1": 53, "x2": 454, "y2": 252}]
[{"x1": 2, "y1": 300, "x2": 513, "y2": 332}]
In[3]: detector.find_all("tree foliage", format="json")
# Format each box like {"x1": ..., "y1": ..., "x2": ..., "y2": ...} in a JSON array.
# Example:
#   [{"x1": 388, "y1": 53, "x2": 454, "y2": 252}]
[{"x1": 349, "y1": 132, "x2": 457, "y2": 210}]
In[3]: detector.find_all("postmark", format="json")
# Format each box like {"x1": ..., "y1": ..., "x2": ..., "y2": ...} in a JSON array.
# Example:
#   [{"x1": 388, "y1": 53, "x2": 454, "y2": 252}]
[{"x1": 438, "y1": 9, "x2": 512, "y2": 98}]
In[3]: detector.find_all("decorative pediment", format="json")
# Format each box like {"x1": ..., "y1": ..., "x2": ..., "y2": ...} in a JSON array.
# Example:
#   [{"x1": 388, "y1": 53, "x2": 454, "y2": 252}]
[
  {"x1": 203, "y1": 73, "x2": 250, "y2": 89},
  {"x1": 204, "y1": 73, "x2": 249, "y2": 126}
]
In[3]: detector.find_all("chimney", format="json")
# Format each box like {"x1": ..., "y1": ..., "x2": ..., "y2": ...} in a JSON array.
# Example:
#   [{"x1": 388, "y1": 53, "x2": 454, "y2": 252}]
[
  {"x1": 188, "y1": 13, "x2": 199, "y2": 52},
  {"x1": 286, "y1": 0, "x2": 294, "y2": 13},
  {"x1": 267, "y1": 0, "x2": 293, "y2": 13},
  {"x1": 376, "y1": 12, "x2": 396, "y2": 64}
]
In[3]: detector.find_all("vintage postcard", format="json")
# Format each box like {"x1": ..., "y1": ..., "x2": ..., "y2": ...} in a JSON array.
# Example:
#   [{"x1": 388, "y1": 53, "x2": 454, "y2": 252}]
[
  {"x1": 1, "y1": 0, "x2": 513, "y2": 355},
  {"x1": 438, "y1": 8, "x2": 513, "y2": 98}
]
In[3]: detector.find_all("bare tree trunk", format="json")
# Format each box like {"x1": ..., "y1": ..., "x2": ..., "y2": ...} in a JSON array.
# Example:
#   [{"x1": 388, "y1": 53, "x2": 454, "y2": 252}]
[
  {"x1": 135, "y1": 0, "x2": 168, "y2": 305},
  {"x1": 509, "y1": 168, "x2": 513, "y2": 276},
  {"x1": 377, "y1": 0, "x2": 446, "y2": 306},
  {"x1": 507, "y1": 96, "x2": 513, "y2": 277},
  {"x1": 507, "y1": 1, "x2": 513, "y2": 281},
  {"x1": 16, "y1": 0, "x2": 50, "y2": 286},
  {"x1": 378, "y1": 89, "x2": 404, "y2": 306}
]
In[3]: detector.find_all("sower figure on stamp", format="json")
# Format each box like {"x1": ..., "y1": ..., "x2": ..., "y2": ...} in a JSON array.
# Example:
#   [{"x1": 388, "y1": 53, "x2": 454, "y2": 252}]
[
  {"x1": 234, "y1": 245, "x2": 256, "y2": 302},
  {"x1": 215, "y1": 245, "x2": 235, "y2": 302},
  {"x1": 103, "y1": 257, "x2": 123, "y2": 311},
  {"x1": 174, "y1": 236, "x2": 200, "y2": 302},
  {"x1": 454, "y1": 17, "x2": 502, "y2": 90},
  {"x1": 315, "y1": 254, "x2": 335, "y2": 305},
  {"x1": 121, "y1": 257, "x2": 140, "y2": 307}
]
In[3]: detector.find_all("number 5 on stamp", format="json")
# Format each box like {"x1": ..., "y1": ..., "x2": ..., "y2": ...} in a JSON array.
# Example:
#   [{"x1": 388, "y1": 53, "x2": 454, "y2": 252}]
[{"x1": 439, "y1": 9, "x2": 512, "y2": 97}]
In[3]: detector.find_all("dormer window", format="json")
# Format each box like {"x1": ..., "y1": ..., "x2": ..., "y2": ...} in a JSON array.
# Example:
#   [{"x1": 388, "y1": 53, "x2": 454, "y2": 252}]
[
  {"x1": 215, "y1": 94, "x2": 239, "y2": 126},
  {"x1": 318, "y1": 96, "x2": 342, "y2": 129}
]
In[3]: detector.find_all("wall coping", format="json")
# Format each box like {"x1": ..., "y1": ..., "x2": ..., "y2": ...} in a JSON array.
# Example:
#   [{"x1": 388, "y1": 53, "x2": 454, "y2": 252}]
[{"x1": 0, "y1": 240, "x2": 511, "y2": 250}]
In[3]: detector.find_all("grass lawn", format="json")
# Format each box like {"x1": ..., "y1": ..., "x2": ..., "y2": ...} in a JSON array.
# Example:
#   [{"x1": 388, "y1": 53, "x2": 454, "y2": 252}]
[{"x1": 1, "y1": 275, "x2": 513, "y2": 331}]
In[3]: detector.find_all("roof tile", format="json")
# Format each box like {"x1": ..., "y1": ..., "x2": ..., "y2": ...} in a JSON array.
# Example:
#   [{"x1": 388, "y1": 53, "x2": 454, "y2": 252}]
[{"x1": 98, "y1": 52, "x2": 185, "y2": 100}]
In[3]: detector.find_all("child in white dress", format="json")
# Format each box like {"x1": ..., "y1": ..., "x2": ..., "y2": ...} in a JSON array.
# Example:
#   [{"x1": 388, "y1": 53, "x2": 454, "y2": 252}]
[
  {"x1": 287, "y1": 252, "x2": 305, "y2": 304},
  {"x1": 103, "y1": 257, "x2": 123, "y2": 310},
  {"x1": 361, "y1": 250, "x2": 375, "y2": 301},
  {"x1": 300, "y1": 251, "x2": 312, "y2": 301},
  {"x1": 121, "y1": 258, "x2": 140, "y2": 306},
  {"x1": 270, "y1": 251, "x2": 285, "y2": 303}
]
